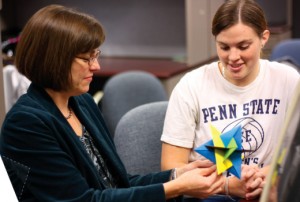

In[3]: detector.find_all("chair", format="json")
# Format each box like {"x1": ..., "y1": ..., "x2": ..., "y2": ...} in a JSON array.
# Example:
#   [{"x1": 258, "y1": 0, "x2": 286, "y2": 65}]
[
  {"x1": 270, "y1": 39, "x2": 300, "y2": 69},
  {"x1": 114, "y1": 101, "x2": 168, "y2": 175},
  {"x1": 101, "y1": 71, "x2": 168, "y2": 136}
]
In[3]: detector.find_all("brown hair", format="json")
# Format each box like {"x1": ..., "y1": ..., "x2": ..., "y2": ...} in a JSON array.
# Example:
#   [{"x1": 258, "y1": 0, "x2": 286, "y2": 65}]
[
  {"x1": 15, "y1": 5, "x2": 105, "y2": 91},
  {"x1": 212, "y1": 0, "x2": 268, "y2": 37}
]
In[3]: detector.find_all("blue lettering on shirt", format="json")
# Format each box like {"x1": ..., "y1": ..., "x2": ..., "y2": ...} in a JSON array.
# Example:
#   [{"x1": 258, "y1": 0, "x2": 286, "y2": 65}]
[
  {"x1": 202, "y1": 99, "x2": 280, "y2": 123},
  {"x1": 202, "y1": 104, "x2": 237, "y2": 123}
]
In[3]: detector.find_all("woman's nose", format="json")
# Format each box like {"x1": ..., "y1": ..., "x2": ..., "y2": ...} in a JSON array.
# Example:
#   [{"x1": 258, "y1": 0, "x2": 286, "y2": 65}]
[
  {"x1": 90, "y1": 60, "x2": 101, "y2": 71},
  {"x1": 228, "y1": 48, "x2": 240, "y2": 61}
]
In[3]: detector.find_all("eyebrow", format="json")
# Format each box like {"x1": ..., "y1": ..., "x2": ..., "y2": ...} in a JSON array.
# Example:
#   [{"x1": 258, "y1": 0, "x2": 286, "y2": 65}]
[
  {"x1": 216, "y1": 39, "x2": 253, "y2": 46},
  {"x1": 93, "y1": 49, "x2": 100, "y2": 54},
  {"x1": 90, "y1": 49, "x2": 100, "y2": 56},
  {"x1": 84, "y1": 49, "x2": 100, "y2": 57}
]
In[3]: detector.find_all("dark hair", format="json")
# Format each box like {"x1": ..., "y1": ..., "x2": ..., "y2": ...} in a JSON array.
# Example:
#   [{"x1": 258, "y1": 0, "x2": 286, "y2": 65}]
[
  {"x1": 212, "y1": 0, "x2": 268, "y2": 37},
  {"x1": 15, "y1": 5, "x2": 105, "y2": 91}
]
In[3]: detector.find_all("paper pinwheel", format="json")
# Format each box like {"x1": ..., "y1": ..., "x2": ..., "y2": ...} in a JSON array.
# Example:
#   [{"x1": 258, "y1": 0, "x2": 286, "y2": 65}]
[{"x1": 195, "y1": 125, "x2": 243, "y2": 179}]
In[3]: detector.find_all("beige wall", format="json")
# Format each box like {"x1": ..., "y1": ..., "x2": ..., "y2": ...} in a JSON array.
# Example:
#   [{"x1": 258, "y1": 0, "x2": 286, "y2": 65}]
[{"x1": 185, "y1": 0, "x2": 224, "y2": 66}]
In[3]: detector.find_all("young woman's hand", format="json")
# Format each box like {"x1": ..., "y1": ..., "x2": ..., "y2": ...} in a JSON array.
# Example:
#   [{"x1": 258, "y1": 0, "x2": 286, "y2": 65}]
[{"x1": 242, "y1": 165, "x2": 266, "y2": 200}]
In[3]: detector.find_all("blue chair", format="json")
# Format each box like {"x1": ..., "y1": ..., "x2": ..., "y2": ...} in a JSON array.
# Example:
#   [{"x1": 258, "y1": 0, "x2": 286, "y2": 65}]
[
  {"x1": 270, "y1": 39, "x2": 300, "y2": 68},
  {"x1": 114, "y1": 101, "x2": 168, "y2": 175},
  {"x1": 101, "y1": 71, "x2": 168, "y2": 136}
]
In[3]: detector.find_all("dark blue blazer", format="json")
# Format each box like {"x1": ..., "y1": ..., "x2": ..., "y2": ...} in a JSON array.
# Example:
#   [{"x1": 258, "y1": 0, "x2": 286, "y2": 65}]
[{"x1": 0, "y1": 84, "x2": 174, "y2": 202}]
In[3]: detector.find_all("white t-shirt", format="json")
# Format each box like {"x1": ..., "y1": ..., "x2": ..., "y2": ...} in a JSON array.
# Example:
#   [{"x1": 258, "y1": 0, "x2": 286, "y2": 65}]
[{"x1": 161, "y1": 59, "x2": 299, "y2": 168}]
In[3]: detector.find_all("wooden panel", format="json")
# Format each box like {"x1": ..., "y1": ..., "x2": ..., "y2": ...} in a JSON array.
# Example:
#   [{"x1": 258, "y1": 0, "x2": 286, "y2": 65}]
[
  {"x1": 90, "y1": 56, "x2": 217, "y2": 96},
  {"x1": 95, "y1": 57, "x2": 190, "y2": 79}
]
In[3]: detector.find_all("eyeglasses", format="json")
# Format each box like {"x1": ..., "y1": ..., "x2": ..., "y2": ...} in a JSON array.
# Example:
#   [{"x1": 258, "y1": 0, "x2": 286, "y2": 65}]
[{"x1": 75, "y1": 50, "x2": 101, "y2": 66}]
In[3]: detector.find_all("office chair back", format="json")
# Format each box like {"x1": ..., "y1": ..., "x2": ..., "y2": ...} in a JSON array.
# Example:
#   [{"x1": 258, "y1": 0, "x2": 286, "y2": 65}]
[
  {"x1": 101, "y1": 71, "x2": 168, "y2": 137},
  {"x1": 270, "y1": 39, "x2": 300, "y2": 68},
  {"x1": 114, "y1": 101, "x2": 168, "y2": 175}
]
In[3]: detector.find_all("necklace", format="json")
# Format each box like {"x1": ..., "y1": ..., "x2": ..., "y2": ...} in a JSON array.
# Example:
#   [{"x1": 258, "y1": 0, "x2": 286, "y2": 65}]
[
  {"x1": 222, "y1": 66, "x2": 226, "y2": 78},
  {"x1": 65, "y1": 106, "x2": 72, "y2": 119}
]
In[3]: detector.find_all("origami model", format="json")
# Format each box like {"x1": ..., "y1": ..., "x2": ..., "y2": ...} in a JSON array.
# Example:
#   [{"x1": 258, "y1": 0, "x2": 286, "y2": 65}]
[{"x1": 195, "y1": 125, "x2": 243, "y2": 179}]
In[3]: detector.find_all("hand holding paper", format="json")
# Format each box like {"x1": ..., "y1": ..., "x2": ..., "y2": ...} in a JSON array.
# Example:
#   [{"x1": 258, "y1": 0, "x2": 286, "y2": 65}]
[{"x1": 195, "y1": 125, "x2": 243, "y2": 179}]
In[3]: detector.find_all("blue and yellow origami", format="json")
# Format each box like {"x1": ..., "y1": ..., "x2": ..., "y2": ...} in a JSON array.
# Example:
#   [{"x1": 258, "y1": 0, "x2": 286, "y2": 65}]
[{"x1": 195, "y1": 125, "x2": 243, "y2": 179}]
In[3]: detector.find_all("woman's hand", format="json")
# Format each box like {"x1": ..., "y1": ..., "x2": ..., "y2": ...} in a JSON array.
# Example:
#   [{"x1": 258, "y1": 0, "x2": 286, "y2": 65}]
[
  {"x1": 242, "y1": 165, "x2": 266, "y2": 200},
  {"x1": 178, "y1": 166, "x2": 223, "y2": 198},
  {"x1": 224, "y1": 165, "x2": 267, "y2": 199},
  {"x1": 176, "y1": 159, "x2": 214, "y2": 177},
  {"x1": 163, "y1": 160, "x2": 223, "y2": 199}
]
